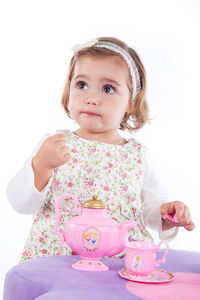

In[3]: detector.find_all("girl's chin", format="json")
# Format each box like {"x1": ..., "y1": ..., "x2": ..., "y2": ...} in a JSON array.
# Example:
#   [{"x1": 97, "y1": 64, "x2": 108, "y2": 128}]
[
  {"x1": 78, "y1": 120, "x2": 103, "y2": 132},
  {"x1": 80, "y1": 126, "x2": 103, "y2": 133}
]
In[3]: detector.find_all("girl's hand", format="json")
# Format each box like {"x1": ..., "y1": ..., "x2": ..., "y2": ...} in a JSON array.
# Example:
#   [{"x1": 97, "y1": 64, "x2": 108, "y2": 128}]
[
  {"x1": 160, "y1": 201, "x2": 195, "y2": 231},
  {"x1": 32, "y1": 134, "x2": 71, "y2": 191},
  {"x1": 33, "y1": 134, "x2": 71, "y2": 172}
]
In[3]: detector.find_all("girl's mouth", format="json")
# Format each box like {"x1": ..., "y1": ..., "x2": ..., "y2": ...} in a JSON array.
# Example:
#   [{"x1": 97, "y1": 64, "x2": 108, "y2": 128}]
[{"x1": 83, "y1": 111, "x2": 100, "y2": 116}]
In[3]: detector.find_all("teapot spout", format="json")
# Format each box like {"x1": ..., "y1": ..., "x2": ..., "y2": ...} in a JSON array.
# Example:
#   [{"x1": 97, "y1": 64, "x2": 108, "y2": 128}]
[{"x1": 106, "y1": 220, "x2": 135, "y2": 257}]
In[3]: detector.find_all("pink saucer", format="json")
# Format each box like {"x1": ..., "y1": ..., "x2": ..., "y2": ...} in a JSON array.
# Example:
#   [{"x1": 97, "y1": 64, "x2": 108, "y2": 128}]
[{"x1": 118, "y1": 268, "x2": 174, "y2": 283}]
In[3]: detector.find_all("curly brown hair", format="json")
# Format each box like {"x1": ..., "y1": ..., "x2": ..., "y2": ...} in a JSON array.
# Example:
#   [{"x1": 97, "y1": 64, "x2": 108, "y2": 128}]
[{"x1": 61, "y1": 37, "x2": 149, "y2": 132}]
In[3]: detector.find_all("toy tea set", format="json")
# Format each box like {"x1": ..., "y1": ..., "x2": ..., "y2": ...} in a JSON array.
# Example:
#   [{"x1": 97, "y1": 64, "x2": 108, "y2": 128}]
[{"x1": 54, "y1": 193, "x2": 175, "y2": 283}]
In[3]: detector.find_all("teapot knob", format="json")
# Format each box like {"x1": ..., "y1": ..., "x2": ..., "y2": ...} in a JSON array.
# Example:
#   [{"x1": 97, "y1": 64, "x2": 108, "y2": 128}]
[{"x1": 82, "y1": 195, "x2": 106, "y2": 209}]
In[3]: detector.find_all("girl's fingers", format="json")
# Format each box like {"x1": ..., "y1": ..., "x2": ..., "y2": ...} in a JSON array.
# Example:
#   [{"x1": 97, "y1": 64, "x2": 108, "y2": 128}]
[
  {"x1": 53, "y1": 141, "x2": 67, "y2": 149},
  {"x1": 160, "y1": 203, "x2": 171, "y2": 218},
  {"x1": 160, "y1": 201, "x2": 195, "y2": 230},
  {"x1": 53, "y1": 134, "x2": 66, "y2": 140},
  {"x1": 46, "y1": 134, "x2": 66, "y2": 143},
  {"x1": 61, "y1": 145, "x2": 70, "y2": 150},
  {"x1": 160, "y1": 201, "x2": 180, "y2": 218},
  {"x1": 183, "y1": 208, "x2": 191, "y2": 225},
  {"x1": 54, "y1": 137, "x2": 68, "y2": 145},
  {"x1": 63, "y1": 152, "x2": 72, "y2": 162},
  {"x1": 173, "y1": 202, "x2": 185, "y2": 220},
  {"x1": 184, "y1": 220, "x2": 195, "y2": 231},
  {"x1": 56, "y1": 142, "x2": 70, "y2": 150},
  {"x1": 175, "y1": 206, "x2": 190, "y2": 224}
]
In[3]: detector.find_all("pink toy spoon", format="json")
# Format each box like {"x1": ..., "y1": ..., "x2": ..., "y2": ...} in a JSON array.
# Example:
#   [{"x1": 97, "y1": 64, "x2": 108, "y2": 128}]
[{"x1": 166, "y1": 215, "x2": 179, "y2": 224}]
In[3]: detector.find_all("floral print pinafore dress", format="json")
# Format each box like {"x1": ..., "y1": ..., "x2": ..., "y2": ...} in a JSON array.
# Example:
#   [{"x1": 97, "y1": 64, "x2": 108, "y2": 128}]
[{"x1": 20, "y1": 130, "x2": 153, "y2": 262}]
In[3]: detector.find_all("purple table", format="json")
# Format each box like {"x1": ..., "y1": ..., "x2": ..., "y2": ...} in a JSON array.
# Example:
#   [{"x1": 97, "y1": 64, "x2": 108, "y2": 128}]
[{"x1": 3, "y1": 249, "x2": 200, "y2": 300}]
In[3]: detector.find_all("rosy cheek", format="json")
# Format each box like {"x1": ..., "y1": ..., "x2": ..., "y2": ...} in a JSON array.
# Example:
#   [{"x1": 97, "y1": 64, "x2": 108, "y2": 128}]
[
  {"x1": 72, "y1": 88, "x2": 83, "y2": 96},
  {"x1": 69, "y1": 90, "x2": 78, "y2": 100}
]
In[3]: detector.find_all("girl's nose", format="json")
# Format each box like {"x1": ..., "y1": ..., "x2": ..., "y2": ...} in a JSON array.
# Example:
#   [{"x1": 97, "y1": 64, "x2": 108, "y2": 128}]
[
  {"x1": 85, "y1": 93, "x2": 99, "y2": 105},
  {"x1": 86, "y1": 98, "x2": 97, "y2": 105}
]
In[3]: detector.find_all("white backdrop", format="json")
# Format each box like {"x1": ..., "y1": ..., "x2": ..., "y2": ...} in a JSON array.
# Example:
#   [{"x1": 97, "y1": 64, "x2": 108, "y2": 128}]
[{"x1": 1, "y1": 0, "x2": 200, "y2": 295}]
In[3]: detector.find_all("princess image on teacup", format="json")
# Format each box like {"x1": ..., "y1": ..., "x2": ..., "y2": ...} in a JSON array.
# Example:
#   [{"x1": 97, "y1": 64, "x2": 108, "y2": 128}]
[{"x1": 132, "y1": 254, "x2": 143, "y2": 270}]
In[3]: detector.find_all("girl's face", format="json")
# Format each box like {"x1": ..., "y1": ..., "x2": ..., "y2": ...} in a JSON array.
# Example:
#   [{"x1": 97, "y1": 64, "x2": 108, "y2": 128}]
[{"x1": 68, "y1": 55, "x2": 132, "y2": 141}]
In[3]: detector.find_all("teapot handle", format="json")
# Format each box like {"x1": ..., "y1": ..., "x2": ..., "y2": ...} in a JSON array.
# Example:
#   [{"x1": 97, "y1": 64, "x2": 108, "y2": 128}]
[
  {"x1": 155, "y1": 240, "x2": 169, "y2": 266},
  {"x1": 53, "y1": 193, "x2": 81, "y2": 245}
]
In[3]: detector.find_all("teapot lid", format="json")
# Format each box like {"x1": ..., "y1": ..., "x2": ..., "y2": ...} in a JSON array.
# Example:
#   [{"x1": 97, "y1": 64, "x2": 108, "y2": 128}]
[{"x1": 82, "y1": 195, "x2": 106, "y2": 209}]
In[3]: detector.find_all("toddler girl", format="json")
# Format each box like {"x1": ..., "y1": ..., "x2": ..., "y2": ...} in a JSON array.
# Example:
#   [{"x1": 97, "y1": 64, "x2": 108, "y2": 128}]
[{"x1": 7, "y1": 37, "x2": 195, "y2": 262}]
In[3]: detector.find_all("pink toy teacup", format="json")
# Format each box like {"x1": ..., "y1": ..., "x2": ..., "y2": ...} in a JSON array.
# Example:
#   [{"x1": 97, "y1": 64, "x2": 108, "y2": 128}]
[{"x1": 125, "y1": 240, "x2": 169, "y2": 276}]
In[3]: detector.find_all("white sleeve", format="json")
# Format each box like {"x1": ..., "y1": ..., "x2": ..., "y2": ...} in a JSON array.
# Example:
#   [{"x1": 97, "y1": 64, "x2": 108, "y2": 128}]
[
  {"x1": 142, "y1": 150, "x2": 179, "y2": 241},
  {"x1": 7, "y1": 133, "x2": 55, "y2": 214}
]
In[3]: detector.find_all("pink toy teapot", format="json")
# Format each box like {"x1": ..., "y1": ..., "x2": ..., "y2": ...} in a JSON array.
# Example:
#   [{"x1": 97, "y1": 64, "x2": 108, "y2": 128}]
[{"x1": 54, "y1": 193, "x2": 135, "y2": 271}]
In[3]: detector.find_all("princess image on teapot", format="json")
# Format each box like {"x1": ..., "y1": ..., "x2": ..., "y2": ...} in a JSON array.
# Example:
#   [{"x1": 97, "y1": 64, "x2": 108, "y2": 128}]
[{"x1": 83, "y1": 228, "x2": 100, "y2": 251}]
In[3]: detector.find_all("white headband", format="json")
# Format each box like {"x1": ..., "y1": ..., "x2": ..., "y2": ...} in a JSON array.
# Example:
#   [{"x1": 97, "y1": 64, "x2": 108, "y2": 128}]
[{"x1": 71, "y1": 38, "x2": 141, "y2": 101}]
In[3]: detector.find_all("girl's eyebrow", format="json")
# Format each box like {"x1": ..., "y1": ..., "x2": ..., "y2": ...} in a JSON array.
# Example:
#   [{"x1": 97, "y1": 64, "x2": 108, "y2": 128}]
[
  {"x1": 73, "y1": 74, "x2": 89, "y2": 80},
  {"x1": 73, "y1": 75, "x2": 121, "y2": 87},
  {"x1": 101, "y1": 78, "x2": 122, "y2": 87}
]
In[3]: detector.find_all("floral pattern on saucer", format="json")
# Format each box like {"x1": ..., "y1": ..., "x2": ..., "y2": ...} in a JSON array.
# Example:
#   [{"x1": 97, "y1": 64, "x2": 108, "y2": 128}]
[{"x1": 119, "y1": 268, "x2": 174, "y2": 283}]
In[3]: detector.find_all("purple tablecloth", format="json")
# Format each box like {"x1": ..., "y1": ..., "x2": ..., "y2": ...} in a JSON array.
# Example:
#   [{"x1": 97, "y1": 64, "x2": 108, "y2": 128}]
[{"x1": 3, "y1": 249, "x2": 200, "y2": 300}]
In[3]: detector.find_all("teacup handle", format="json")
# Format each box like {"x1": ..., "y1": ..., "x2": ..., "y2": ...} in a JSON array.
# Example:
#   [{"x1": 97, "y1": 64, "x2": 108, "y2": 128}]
[
  {"x1": 53, "y1": 193, "x2": 81, "y2": 245},
  {"x1": 155, "y1": 240, "x2": 169, "y2": 266}
]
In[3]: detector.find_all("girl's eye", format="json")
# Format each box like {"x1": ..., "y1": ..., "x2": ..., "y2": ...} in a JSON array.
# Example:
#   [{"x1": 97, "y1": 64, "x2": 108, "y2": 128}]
[
  {"x1": 77, "y1": 81, "x2": 87, "y2": 90},
  {"x1": 102, "y1": 85, "x2": 115, "y2": 94}
]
